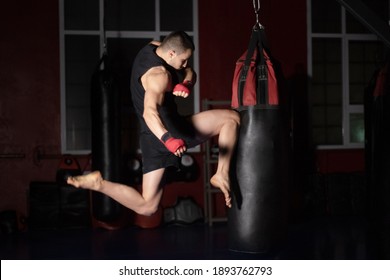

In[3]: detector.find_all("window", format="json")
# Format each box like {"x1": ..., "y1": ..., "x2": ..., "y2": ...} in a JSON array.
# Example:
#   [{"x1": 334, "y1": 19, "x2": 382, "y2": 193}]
[
  {"x1": 60, "y1": 0, "x2": 199, "y2": 153},
  {"x1": 308, "y1": 0, "x2": 387, "y2": 148}
]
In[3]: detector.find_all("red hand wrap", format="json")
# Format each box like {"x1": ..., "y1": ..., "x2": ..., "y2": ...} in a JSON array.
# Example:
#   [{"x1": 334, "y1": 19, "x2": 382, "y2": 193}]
[
  {"x1": 161, "y1": 132, "x2": 186, "y2": 153},
  {"x1": 173, "y1": 80, "x2": 192, "y2": 95}
]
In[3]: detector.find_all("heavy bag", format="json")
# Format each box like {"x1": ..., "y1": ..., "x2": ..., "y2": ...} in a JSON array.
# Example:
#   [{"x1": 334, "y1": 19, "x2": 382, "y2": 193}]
[
  {"x1": 365, "y1": 62, "x2": 390, "y2": 226},
  {"x1": 231, "y1": 26, "x2": 278, "y2": 111},
  {"x1": 228, "y1": 26, "x2": 289, "y2": 253},
  {"x1": 229, "y1": 108, "x2": 289, "y2": 253},
  {"x1": 90, "y1": 54, "x2": 123, "y2": 223}
]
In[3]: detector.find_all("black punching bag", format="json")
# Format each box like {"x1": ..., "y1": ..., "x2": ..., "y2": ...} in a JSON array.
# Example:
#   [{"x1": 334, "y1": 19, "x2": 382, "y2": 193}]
[
  {"x1": 228, "y1": 25, "x2": 289, "y2": 254},
  {"x1": 90, "y1": 54, "x2": 123, "y2": 223},
  {"x1": 229, "y1": 108, "x2": 289, "y2": 253},
  {"x1": 365, "y1": 62, "x2": 390, "y2": 228}
]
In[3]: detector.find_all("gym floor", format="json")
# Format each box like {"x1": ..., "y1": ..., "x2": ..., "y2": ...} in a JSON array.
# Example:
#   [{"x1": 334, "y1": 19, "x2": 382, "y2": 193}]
[{"x1": 1, "y1": 215, "x2": 389, "y2": 260}]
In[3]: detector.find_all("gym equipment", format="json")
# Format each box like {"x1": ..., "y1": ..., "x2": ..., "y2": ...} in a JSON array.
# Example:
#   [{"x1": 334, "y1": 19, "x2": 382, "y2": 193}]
[
  {"x1": 365, "y1": 62, "x2": 390, "y2": 226},
  {"x1": 56, "y1": 155, "x2": 82, "y2": 183},
  {"x1": 164, "y1": 197, "x2": 203, "y2": 225},
  {"x1": 228, "y1": 0, "x2": 290, "y2": 254},
  {"x1": 90, "y1": 53, "x2": 123, "y2": 223}
]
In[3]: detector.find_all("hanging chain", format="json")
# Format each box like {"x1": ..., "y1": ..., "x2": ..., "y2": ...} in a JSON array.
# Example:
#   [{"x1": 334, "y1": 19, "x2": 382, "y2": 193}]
[
  {"x1": 252, "y1": 0, "x2": 264, "y2": 29},
  {"x1": 253, "y1": 0, "x2": 260, "y2": 19}
]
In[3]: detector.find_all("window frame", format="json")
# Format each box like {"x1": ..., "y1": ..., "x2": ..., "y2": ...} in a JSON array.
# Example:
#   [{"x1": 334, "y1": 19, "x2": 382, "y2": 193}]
[{"x1": 307, "y1": 0, "x2": 380, "y2": 150}]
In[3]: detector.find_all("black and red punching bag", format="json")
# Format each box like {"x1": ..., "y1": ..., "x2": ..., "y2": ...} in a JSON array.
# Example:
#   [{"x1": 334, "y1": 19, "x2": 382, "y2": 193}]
[
  {"x1": 90, "y1": 53, "x2": 123, "y2": 224},
  {"x1": 228, "y1": 23, "x2": 290, "y2": 254}
]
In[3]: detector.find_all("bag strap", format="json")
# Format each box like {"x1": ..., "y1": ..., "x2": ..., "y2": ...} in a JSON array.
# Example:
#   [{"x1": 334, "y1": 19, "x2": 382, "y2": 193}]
[
  {"x1": 238, "y1": 28, "x2": 261, "y2": 106},
  {"x1": 244, "y1": 28, "x2": 261, "y2": 66},
  {"x1": 238, "y1": 26, "x2": 269, "y2": 107},
  {"x1": 256, "y1": 28, "x2": 268, "y2": 105}
]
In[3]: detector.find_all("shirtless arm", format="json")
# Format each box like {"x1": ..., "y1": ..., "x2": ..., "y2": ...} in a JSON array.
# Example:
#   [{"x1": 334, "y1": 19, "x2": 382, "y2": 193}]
[
  {"x1": 141, "y1": 66, "x2": 186, "y2": 156},
  {"x1": 142, "y1": 66, "x2": 169, "y2": 139}
]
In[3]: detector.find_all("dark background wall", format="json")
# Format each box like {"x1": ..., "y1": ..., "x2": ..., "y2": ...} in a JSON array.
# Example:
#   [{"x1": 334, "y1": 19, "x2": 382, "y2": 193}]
[
  {"x1": 0, "y1": 1, "x2": 61, "y2": 217},
  {"x1": 0, "y1": 0, "x2": 363, "y2": 222}
]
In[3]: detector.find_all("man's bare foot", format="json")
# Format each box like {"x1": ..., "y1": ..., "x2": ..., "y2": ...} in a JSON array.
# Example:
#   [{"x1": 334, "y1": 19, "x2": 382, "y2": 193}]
[
  {"x1": 66, "y1": 171, "x2": 103, "y2": 191},
  {"x1": 210, "y1": 173, "x2": 232, "y2": 208}
]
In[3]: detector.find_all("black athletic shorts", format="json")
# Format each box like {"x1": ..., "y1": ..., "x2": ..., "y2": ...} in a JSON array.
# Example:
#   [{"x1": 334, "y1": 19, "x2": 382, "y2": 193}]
[{"x1": 140, "y1": 115, "x2": 206, "y2": 174}]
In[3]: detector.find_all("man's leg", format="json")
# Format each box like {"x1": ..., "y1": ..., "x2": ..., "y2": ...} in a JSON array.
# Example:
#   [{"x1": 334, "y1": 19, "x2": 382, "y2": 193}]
[
  {"x1": 190, "y1": 109, "x2": 240, "y2": 207},
  {"x1": 67, "y1": 168, "x2": 165, "y2": 216}
]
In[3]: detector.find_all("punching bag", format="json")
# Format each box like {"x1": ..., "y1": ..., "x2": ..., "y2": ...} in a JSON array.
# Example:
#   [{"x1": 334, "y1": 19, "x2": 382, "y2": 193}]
[
  {"x1": 229, "y1": 108, "x2": 289, "y2": 253},
  {"x1": 90, "y1": 54, "x2": 123, "y2": 223},
  {"x1": 365, "y1": 62, "x2": 390, "y2": 226},
  {"x1": 229, "y1": 23, "x2": 290, "y2": 254}
]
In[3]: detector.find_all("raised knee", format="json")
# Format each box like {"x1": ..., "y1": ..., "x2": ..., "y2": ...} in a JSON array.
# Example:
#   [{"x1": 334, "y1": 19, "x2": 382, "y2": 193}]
[{"x1": 230, "y1": 110, "x2": 241, "y2": 126}]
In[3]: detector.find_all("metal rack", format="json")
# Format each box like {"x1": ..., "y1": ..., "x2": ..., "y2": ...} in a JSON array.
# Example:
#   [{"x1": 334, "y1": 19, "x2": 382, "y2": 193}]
[{"x1": 202, "y1": 99, "x2": 231, "y2": 226}]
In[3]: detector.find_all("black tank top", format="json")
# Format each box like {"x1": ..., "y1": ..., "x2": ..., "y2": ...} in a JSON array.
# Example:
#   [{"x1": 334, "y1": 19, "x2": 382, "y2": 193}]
[{"x1": 130, "y1": 44, "x2": 182, "y2": 134}]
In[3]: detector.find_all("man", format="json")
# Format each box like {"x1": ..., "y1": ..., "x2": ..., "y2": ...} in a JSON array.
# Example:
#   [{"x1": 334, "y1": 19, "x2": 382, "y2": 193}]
[{"x1": 67, "y1": 31, "x2": 240, "y2": 216}]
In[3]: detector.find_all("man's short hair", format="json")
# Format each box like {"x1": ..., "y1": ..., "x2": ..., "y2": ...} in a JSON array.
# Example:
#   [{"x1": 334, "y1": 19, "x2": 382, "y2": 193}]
[{"x1": 160, "y1": 31, "x2": 195, "y2": 54}]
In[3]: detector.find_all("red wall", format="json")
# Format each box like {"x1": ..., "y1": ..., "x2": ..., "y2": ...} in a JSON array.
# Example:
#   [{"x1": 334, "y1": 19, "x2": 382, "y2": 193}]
[
  {"x1": 316, "y1": 149, "x2": 365, "y2": 174},
  {"x1": 0, "y1": 1, "x2": 61, "y2": 217},
  {"x1": 198, "y1": 0, "x2": 308, "y2": 102},
  {"x1": 0, "y1": 0, "x2": 363, "y2": 222}
]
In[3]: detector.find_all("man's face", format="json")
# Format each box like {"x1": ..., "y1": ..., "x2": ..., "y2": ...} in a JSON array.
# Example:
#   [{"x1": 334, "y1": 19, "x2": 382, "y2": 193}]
[{"x1": 169, "y1": 48, "x2": 192, "y2": 70}]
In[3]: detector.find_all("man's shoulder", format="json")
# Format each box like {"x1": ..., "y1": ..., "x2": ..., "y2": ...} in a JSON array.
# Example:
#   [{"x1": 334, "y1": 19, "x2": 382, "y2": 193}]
[
  {"x1": 146, "y1": 65, "x2": 168, "y2": 74},
  {"x1": 143, "y1": 66, "x2": 171, "y2": 83}
]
